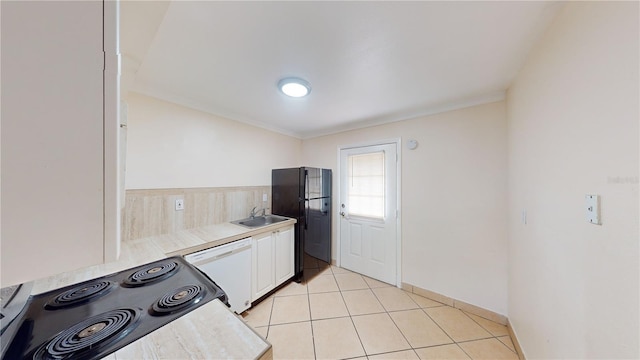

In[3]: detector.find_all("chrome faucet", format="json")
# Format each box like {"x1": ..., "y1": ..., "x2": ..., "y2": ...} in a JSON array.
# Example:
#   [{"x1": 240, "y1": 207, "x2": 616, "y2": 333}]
[{"x1": 250, "y1": 206, "x2": 266, "y2": 218}]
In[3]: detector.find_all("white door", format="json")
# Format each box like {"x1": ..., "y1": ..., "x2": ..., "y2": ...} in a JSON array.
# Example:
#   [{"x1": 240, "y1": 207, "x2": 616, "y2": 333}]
[{"x1": 339, "y1": 143, "x2": 398, "y2": 285}]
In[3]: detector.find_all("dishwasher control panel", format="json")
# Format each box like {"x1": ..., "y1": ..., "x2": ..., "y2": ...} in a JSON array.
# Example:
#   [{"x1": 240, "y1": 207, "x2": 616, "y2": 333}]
[{"x1": 185, "y1": 238, "x2": 252, "y2": 264}]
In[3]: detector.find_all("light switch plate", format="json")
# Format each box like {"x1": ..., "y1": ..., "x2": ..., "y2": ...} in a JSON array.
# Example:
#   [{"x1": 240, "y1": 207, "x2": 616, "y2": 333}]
[
  {"x1": 175, "y1": 199, "x2": 184, "y2": 211},
  {"x1": 585, "y1": 195, "x2": 600, "y2": 225},
  {"x1": 263, "y1": 193, "x2": 268, "y2": 202}
]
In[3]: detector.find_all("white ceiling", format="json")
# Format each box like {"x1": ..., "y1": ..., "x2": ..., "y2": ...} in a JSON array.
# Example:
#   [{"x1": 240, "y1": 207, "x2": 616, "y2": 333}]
[{"x1": 121, "y1": 1, "x2": 562, "y2": 139}]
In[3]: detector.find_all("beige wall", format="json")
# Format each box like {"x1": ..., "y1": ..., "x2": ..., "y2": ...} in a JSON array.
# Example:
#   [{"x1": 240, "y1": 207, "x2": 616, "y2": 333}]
[
  {"x1": 303, "y1": 101, "x2": 508, "y2": 315},
  {"x1": 125, "y1": 92, "x2": 302, "y2": 189},
  {"x1": 507, "y1": 2, "x2": 639, "y2": 358}
]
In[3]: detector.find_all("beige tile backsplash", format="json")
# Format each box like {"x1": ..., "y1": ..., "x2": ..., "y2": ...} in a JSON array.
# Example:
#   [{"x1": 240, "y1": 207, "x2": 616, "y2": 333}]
[{"x1": 122, "y1": 186, "x2": 271, "y2": 241}]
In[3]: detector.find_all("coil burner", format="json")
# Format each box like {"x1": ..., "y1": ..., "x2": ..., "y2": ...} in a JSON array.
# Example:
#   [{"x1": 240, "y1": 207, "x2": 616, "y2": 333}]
[
  {"x1": 150, "y1": 284, "x2": 205, "y2": 316},
  {"x1": 122, "y1": 261, "x2": 178, "y2": 287},
  {"x1": 33, "y1": 308, "x2": 139, "y2": 360},
  {"x1": 44, "y1": 281, "x2": 115, "y2": 309},
  {"x1": 1, "y1": 256, "x2": 227, "y2": 360}
]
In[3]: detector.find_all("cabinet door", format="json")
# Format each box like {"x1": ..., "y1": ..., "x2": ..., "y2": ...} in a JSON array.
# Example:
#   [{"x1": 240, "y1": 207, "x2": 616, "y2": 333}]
[
  {"x1": 1, "y1": 1, "x2": 118, "y2": 286},
  {"x1": 252, "y1": 232, "x2": 275, "y2": 301},
  {"x1": 274, "y1": 226, "x2": 295, "y2": 286}
]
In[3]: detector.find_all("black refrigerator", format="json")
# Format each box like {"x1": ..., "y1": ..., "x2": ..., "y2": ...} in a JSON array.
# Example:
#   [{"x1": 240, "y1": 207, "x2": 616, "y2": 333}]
[{"x1": 272, "y1": 167, "x2": 332, "y2": 282}]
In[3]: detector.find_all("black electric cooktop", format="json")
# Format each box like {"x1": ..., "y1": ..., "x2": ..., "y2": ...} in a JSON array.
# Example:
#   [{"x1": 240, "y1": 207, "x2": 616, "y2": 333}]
[{"x1": 1, "y1": 256, "x2": 227, "y2": 360}]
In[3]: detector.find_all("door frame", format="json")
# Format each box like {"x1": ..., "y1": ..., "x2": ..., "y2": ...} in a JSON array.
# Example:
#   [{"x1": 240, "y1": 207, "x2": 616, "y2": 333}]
[{"x1": 336, "y1": 138, "x2": 402, "y2": 287}]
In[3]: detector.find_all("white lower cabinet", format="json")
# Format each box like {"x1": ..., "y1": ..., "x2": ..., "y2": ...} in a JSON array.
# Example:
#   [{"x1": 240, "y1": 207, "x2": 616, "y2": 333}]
[
  {"x1": 252, "y1": 232, "x2": 275, "y2": 301},
  {"x1": 274, "y1": 226, "x2": 295, "y2": 285},
  {"x1": 251, "y1": 225, "x2": 294, "y2": 301}
]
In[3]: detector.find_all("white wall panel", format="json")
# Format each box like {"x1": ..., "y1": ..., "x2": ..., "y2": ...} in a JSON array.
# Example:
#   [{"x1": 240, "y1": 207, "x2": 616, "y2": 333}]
[{"x1": 507, "y1": 2, "x2": 639, "y2": 358}]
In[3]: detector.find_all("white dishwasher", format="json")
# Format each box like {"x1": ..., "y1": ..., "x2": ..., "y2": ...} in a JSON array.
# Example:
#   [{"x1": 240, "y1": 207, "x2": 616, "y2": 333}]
[{"x1": 184, "y1": 237, "x2": 252, "y2": 314}]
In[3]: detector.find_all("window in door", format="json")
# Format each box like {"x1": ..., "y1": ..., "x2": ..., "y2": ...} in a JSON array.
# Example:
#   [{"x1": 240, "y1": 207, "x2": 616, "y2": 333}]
[{"x1": 347, "y1": 151, "x2": 385, "y2": 219}]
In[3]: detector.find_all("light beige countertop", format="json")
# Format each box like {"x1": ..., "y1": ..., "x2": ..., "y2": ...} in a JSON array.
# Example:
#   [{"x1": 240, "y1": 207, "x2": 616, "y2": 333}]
[
  {"x1": 31, "y1": 218, "x2": 296, "y2": 294},
  {"x1": 29, "y1": 218, "x2": 295, "y2": 360},
  {"x1": 107, "y1": 300, "x2": 272, "y2": 360},
  {"x1": 163, "y1": 220, "x2": 297, "y2": 257}
]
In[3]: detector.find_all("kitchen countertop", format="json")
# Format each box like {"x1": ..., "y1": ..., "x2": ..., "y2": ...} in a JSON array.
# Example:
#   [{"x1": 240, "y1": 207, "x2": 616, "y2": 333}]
[
  {"x1": 29, "y1": 218, "x2": 295, "y2": 360},
  {"x1": 106, "y1": 300, "x2": 272, "y2": 360},
  {"x1": 31, "y1": 218, "x2": 296, "y2": 294}
]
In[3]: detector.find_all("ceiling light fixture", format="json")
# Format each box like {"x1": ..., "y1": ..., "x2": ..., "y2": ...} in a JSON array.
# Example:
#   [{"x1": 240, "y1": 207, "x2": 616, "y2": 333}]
[{"x1": 278, "y1": 77, "x2": 311, "y2": 98}]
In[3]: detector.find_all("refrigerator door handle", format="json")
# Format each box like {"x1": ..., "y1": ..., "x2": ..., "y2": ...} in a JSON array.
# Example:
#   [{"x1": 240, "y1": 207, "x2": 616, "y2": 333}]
[
  {"x1": 304, "y1": 169, "x2": 309, "y2": 229},
  {"x1": 304, "y1": 200, "x2": 309, "y2": 229},
  {"x1": 305, "y1": 169, "x2": 309, "y2": 200}
]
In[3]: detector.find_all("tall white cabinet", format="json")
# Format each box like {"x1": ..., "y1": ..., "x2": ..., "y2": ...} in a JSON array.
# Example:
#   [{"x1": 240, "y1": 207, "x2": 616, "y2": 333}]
[
  {"x1": 1, "y1": 1, "x2": 120, "y2": 286},
  {"x1": 251, "y1": 226, "x2": 294, "y2": 301}
]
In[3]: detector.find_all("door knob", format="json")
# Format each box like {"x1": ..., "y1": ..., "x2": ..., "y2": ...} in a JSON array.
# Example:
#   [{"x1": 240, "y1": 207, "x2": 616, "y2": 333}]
[{"x1": 340, "y1": 211, "x2": 345, "y2": 217}]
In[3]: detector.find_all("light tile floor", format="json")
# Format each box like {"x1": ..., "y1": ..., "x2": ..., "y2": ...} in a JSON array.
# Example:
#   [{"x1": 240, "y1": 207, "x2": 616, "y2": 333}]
[{"x1": 242, "y1": 256, "x2": 518, "y2": 360}]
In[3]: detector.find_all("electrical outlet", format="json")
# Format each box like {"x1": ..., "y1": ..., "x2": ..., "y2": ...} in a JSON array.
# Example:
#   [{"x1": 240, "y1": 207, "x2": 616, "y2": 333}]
[
  {"x1": 175, "y1": 199, "x2": 184, "y2": 211},
  {"x1": 263, "y1": 193, "x2": 268, "y2": 202}
]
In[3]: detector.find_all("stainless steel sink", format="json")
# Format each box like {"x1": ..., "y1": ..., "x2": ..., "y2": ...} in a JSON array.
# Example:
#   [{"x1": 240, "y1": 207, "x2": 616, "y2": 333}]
[{"x1": 231, "y1": 215, "x2": 289, "y2": 228}]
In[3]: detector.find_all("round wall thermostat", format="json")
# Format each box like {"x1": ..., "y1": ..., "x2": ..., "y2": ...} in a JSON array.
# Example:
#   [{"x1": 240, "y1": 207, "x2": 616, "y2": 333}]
[{"x1": 407, "y1": 139, "x2": 418, "y2": 150}]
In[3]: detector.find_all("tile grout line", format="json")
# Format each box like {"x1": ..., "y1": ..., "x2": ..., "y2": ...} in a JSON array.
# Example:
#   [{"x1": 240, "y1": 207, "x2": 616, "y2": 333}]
[
  {"x1": 269, "y1": 318, "x2": 324, "y2": 326},
  {"x1": 455, "y1": 335, "x2": 506, "y2": 344},
  {"x1": 417, "y1": 305, "x2": 463, "y2": 355},
  {"x1": 268, "y1": 262, "x2": 517, "y2": 359},
  {"x1": 459, "y1": 310, "x2": 518, "y2": 355},
  {"x1": 268, "y1": 261, "x2": 318, "y2": 358},
  {"x1": 360, "y1": 274, "x2": 417, "y2": 357},
  {"x1": 495, "y1": 335, "x2": 518, "y2": 354},
  {"x1": 455, "y1": 335, "x2": 516, "y2": 360},
  {"x1": 341, "y1": 268, "x2": 461, "y2": 358},
  {"x1": 335, "y1": 267, "x2": 370, "y2": 358},
  {"x1": 304, "y1": 265, "x2": 318, "y2": 360},
  {"x1": 264, "y1": 294, "x2": 276, "y2": 340},
  {"x1": 419, "y1": 301, "x2": 518, "y2": 357},
  {"x1": 374, "y1": 290, "x2": 418, "y2": 354}
]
